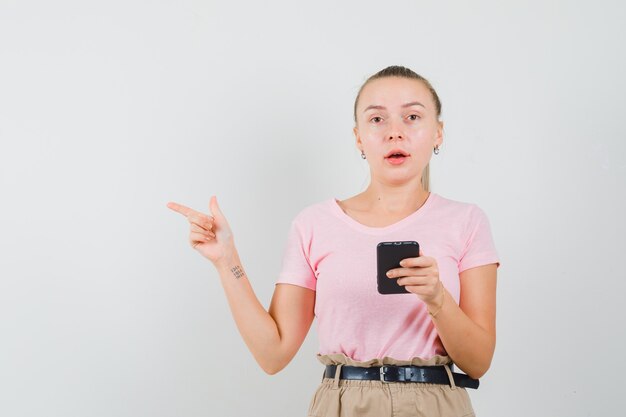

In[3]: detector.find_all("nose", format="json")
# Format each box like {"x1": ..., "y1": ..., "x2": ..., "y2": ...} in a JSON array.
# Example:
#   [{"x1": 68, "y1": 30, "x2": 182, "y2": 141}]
[{"x1": 387, "y1": 118, "x2": 404, "y2": 141}]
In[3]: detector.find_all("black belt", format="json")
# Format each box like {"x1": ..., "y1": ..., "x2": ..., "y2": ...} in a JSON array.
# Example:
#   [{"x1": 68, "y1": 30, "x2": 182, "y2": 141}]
[{"x1": 324, "y1": 364, "x2": 479, "y2": 389}]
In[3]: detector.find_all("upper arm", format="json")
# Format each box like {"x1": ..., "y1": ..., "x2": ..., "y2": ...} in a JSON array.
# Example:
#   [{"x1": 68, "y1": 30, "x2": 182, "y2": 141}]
[
  {"x1": 268, "y1": 283, "x2": 315, "y2": 371},
  {"x1": 459, "y1": 263, "x2": 498, "y2": 343}
]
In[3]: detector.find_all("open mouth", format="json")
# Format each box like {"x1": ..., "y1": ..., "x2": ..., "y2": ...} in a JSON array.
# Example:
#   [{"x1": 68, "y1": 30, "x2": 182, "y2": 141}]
[
  {"x1": 384, "y1": 148, "x2": 410, "y2": 159},
  {"x1": 385, "y1": 149, "x2": 410, "y2": 163}
]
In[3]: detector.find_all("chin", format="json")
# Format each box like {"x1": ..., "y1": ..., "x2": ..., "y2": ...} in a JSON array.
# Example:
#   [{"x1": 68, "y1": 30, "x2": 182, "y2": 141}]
[{"x1": 381, "y1": 173, "x2": 419, "y2": 184}]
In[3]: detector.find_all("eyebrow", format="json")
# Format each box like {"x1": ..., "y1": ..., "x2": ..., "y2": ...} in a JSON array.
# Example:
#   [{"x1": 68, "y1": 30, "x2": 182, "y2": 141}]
[{"x1": 363, "y1": 101, "x2": 426, "y2": 113}]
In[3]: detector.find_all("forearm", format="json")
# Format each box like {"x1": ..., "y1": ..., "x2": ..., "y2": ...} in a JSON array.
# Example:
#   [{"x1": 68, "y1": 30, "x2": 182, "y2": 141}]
[
  {"x1": 214, "y1": 249, "x2": 283, "y2": 374},
  {"x1": 425, "y1": 288, "x2": 495, "y2": 379}
]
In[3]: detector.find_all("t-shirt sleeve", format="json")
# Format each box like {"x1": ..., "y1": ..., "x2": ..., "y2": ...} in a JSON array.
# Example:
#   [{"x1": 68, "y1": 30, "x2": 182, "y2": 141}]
[
  {"x1": 275, "y1": 216, "x2": 317, "y2": 291},
  {"x1": 458, "y1": 205, "x2": 501, "y2": 273}
]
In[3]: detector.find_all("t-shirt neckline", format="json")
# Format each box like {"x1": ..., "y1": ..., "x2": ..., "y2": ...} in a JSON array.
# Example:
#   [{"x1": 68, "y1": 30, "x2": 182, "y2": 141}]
[{"x1": 328, "y1": 192, "x2": 438, "y2": 235}]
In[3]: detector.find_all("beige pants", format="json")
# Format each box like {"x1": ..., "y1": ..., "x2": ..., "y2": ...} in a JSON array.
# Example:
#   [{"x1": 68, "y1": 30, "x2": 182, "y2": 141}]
[{"x1": 306, "y1": 354, "x2": 475, "y2": 417}]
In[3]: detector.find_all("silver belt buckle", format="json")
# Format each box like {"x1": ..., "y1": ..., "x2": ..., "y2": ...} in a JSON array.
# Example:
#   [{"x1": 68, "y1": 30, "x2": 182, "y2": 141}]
[{"x1": 379, "y1": 366, "x2": 389, "y2": 383}]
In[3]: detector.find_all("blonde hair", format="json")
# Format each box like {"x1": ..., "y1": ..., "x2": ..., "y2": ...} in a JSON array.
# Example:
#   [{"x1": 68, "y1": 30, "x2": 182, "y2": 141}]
[{"x1": 353, "y1": 65, "x2": 442, "y2": 192}]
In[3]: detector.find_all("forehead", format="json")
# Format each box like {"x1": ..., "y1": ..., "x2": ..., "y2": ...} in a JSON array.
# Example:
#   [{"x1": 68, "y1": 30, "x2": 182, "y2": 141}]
[{"x1": 359, "y1": 77, "x2": 432, "y2": 110}]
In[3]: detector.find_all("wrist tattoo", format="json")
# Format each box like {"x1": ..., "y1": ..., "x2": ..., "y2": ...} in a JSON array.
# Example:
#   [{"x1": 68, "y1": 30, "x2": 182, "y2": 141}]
[{"x1": 230, "y1": 265, "x2": 245, "y2": 279}]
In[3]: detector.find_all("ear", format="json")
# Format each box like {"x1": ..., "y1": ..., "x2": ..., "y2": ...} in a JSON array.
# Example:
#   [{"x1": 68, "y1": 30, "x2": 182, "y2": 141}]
[
  {"x1": 435, "y1": 120, "x2": 444, "y2": 147},
  {"x1": 353, "y1": 126, "x2": 362, "y2": 149}
]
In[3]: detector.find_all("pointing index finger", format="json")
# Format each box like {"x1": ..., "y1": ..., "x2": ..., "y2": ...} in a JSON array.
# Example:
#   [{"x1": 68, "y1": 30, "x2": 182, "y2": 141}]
[{"x1": 166, "y1": 201, "x2": 194, "y2": 217}]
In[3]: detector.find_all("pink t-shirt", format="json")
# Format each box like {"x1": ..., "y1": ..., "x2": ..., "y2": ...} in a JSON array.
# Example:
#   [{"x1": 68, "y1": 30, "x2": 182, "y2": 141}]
[{"x1": 275, "y1": 192, "x2": 501, "y2": 362}]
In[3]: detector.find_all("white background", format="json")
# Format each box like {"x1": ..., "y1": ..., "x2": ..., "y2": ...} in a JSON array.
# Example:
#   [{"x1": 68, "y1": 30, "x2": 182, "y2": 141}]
[{"x1": 1, "y1": 1, "x2": 624, "y2": 416}]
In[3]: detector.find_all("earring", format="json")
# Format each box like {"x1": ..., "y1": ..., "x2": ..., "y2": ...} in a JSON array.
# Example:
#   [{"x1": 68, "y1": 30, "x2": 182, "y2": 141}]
[
  {"x1": 361, "y1": 150, "x2": 366, "y2": 159},
  {"x1": 433, "y1": 145, "x2": 440, "y2": 155}
]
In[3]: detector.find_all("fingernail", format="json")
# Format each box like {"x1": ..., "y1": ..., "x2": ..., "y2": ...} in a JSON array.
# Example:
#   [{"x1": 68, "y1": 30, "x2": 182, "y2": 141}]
[{"x1": 386, "y1": 271, "x2": 392, "y2": 277}]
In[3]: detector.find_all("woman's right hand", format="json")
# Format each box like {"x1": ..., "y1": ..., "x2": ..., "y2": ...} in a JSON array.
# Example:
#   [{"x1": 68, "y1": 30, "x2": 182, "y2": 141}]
[{"x1": 166, "y1": 195, "x2": 236, "y2": 266}]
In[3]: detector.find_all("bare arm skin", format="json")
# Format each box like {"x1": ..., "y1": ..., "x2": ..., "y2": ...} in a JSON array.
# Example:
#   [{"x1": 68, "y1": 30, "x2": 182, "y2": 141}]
[
  {"x1": 389, "y1": 252, "x2": 497, "y2": 379},
  {"x1": 214, "y1": 250, "x2": 315, "y2": 374},
  {"x1": 427, "y1": 264, "x2": 497, "y2": 379},
  {"x1": 168, "y1": 197, "x2": 496, "y2": 378},
  {"x1": 167, "y1": 197, "x2": 315, "y2": 374}
]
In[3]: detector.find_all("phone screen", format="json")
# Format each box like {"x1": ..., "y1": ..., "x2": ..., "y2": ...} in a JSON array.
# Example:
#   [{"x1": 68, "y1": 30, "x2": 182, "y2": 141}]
[{"x1": 376, "y1": 241, "x2": 420, "y2": 295}]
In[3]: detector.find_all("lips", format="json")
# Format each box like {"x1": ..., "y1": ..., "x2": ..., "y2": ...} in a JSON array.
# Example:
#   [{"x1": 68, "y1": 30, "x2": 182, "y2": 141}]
[{"x1": 384, "y1": 149, "x2": 410, "y2": 158}]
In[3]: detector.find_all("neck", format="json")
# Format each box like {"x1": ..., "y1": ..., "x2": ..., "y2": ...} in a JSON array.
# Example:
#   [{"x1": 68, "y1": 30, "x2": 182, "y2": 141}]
[{"x1": 361, "y1": 177, "x2": 429, "y2": 213}]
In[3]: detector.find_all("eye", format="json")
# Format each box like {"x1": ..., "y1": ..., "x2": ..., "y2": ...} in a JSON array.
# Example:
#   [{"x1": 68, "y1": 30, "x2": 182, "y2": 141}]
[
  {"x1": 370, "y1": 116, "x2": 383, "y2": 123},
  {"x1": 408, "y1": 114, "x2": 420, "y2": 121}
]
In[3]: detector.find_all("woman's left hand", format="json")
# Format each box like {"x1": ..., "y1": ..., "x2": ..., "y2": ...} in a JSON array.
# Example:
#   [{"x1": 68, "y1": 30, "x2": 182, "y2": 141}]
[{"x1": 386, "y1": 249, "x2": 443, "y2": 306}]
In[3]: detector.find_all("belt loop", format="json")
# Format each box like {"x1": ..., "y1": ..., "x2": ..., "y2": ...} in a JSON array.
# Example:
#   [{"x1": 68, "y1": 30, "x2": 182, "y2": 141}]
[
  {"x1": 443, "y1": 363, "x2": 457, "y2": 390},
  {"x1": 332, "y1": 364, "x2": 343, "y2": 390}
]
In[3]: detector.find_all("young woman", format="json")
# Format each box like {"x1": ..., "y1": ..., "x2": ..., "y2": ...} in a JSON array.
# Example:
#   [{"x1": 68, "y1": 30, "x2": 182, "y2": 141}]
[{"x1": 167, "y1": 65, "x2": 500, "y2": 417}]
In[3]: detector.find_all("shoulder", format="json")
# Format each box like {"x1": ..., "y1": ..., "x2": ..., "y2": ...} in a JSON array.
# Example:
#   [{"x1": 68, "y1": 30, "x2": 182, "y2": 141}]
[
  {"x1": 433, "y1": 192, "x2": 481, "y2": 214},
  {"x1": 432, "y1": 193, "x2": 491, "y2": 228},
  {"x1": 289, "y1": 198, "x2": 335, "y2": 225}
]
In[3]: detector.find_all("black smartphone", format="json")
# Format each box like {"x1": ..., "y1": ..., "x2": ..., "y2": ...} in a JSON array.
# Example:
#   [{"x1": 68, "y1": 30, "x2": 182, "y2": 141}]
[{"x1": 376, "y1": 241, "x2": 420, "y2": 295}]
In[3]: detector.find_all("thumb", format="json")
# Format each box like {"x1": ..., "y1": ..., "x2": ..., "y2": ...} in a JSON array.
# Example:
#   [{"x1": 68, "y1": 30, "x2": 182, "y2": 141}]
[{"x1": 209, "y1": 195, "x2": 225, "y2": 220}]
